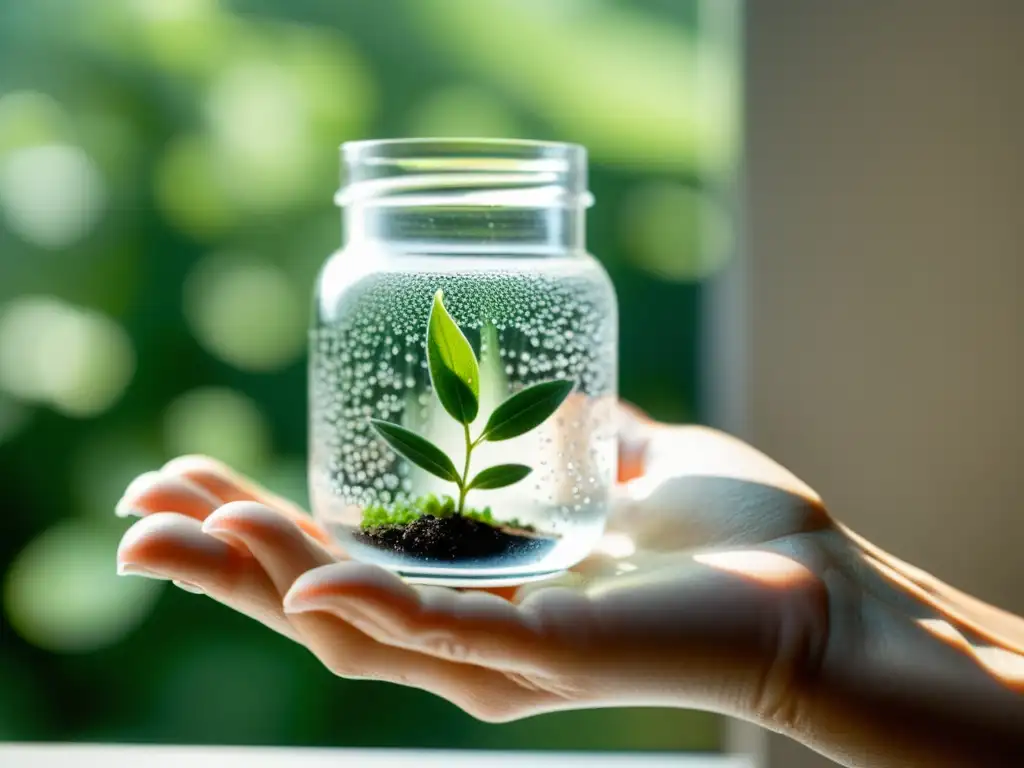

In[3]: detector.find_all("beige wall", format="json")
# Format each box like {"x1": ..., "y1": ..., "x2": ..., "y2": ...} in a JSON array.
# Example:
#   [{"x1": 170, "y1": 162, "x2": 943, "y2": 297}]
[{"x1": 716, "y1": 1, "x2": 1024, "y2": 765}]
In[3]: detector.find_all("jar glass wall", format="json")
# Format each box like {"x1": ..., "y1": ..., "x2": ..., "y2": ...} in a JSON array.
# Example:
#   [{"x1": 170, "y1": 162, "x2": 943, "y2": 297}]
[{"x1": 310, "y1": 139, "x2": 618, "y2": 586}]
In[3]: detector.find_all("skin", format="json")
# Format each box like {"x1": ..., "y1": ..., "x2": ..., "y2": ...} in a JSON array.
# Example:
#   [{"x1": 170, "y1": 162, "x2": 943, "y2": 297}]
[{"x1": 116, "y1": 404, "x2": 1024, "y2": 767}]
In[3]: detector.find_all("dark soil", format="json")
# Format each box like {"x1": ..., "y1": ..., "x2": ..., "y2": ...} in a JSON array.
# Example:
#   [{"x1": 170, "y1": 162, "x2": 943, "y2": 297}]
[{"x1": 354, "y1": 514, "x2": 557, "y2": 562}]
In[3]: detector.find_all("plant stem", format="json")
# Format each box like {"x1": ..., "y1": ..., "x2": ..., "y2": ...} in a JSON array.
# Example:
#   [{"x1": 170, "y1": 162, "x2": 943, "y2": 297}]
[{"x1": 457, "y1": 421, "x2": 473, "y2": 515}]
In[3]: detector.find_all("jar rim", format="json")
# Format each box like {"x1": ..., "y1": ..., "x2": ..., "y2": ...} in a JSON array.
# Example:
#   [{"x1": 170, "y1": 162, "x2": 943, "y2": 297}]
[
  {"x1": 342, "y1": 137, "x2": 586, "y2": 159},
  {"x1": 337, "y1": 138, "x2": 591, "y2": 209}
]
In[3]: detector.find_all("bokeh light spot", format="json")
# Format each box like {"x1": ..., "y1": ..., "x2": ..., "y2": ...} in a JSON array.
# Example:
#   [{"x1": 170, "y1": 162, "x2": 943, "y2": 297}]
[
  {"x1": 270, "y1": 24, "x2": 376, "y2": 145},
  {"x1": 204, "y1": 61, "x2": 310, "y2": 208},
  {"x1": 0, "y1": 91, "x2": 70, "y2": 155},
  {"x1": 207, "y1": 61, "x2": 304, "y2": 160},
  {"x1": 163, "y1": 387, "x2": 270, "y2": 475},
  {"x1": 410, "y1": 0, "x2": 740, "y2": 174},
  {"x1": 0, "y1": 144, "x2": 106, "y2": 249},
  {"x1": 152, "y1": 24, "x2": 374, "y2": 233},
  {"x1": 4, "y1": 520, "x2": 163, "y2": 653},
  {"x1": 0, "y1": 297, "x2": 136, "y2": 417},
  {"x1": 154, "y1": 135, "x2": 233, "y2": 236},
  {"x1": 184, "y1": 252, "x2": 306, "y2": 372},
  {"x1": 406, "y1": 85, "x2": 523, "y2": 139},
  {"x1": 620, "y1": 182, "x2": 732, "y2": 282}
]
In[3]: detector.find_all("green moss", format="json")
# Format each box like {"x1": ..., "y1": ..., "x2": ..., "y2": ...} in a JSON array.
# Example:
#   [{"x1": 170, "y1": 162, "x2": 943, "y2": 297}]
[
  {"x1": 360, "y1": 499, "x2": 423, "y2": 528},
  {"x1": 360, "y1": 494, "x2": 534, "y2": 532}
]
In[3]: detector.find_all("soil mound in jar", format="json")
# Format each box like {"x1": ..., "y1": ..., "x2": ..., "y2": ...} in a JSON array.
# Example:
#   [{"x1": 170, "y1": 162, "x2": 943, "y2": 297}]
[{"x1": 354, "y1": 514, "x2": 558, "y2": 562}]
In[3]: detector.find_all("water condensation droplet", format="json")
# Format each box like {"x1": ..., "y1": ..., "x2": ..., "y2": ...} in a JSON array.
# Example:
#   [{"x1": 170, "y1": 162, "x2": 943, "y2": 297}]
[{"x1": 309, "y1": 262, "x2": 616, "y2": 565}]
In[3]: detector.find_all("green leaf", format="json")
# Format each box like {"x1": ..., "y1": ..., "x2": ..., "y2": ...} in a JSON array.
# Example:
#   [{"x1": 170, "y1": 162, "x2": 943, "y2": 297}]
[
  {"x1": 467, "y1": 464, "x2": 533, "y2": 491},
  {"x1": 369, "y1": 419, "x2": 461, "y2": 484},
  {"x1": 480, "y1": 379, "x2": 574, "y2": 442},
  {"x1": 427, "y1": 289, "x2": 479, "y2": 425}
]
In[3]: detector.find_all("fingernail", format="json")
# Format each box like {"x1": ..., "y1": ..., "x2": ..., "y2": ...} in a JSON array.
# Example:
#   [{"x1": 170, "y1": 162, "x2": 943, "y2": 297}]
[
  {"x1": 114, "y1": 500, "x2": 143, "y2": 518},
  {"x1": 173, "y1": 580, "x2": 204, "y2": 594},
  {"x1": 117, "y1": 562, "x2": 168, "y2": 580},
  {"x1": 115, "y1": 471, "x2": 162, "y2": 517}
]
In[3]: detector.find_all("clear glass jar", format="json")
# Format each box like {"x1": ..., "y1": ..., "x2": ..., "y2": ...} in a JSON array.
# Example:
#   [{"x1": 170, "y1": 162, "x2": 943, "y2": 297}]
[{"x1": 309, "y1": 139, "x2": 618, "y2": 586}]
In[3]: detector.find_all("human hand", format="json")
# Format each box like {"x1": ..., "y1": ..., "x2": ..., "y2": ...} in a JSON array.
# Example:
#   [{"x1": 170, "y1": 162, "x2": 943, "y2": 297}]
[
  {"x1": 114, "y1": 402, "x2": 834, "y2": 717},
  {"x1": 116, "y1": 404, "x2": 1024, "y2": 767}
]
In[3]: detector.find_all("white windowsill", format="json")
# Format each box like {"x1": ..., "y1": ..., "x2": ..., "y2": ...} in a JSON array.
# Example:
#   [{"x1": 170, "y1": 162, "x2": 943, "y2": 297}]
[{"x1": 0, "y1": 744, "x2": 752, "y2": 768}]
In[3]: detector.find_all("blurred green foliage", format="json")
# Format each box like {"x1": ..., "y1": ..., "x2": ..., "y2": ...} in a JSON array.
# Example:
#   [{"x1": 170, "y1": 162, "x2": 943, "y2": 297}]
[{"x1": 0, "y1": 0, "x2": 739, "y2": 753}]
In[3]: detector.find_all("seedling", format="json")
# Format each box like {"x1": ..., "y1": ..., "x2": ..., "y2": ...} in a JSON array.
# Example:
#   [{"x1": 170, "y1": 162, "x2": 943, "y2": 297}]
[{"x1": 366, "y1": 289, "x2": 573, "y2": 527}]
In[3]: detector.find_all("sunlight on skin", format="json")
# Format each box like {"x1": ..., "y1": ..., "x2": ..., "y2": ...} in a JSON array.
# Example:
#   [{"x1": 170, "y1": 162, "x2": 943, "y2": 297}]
[
  {"x1": 594, "y1": 532, "x2": 636, "y2": 559},
  {"x1": 862, "y1": 548, "x2": 1024, "y2": 665},
  {"x1": 693, "y1": 550, "x2": 816, "y2": 589},
  {"x1": 918, "y1": 618, "x2": 1024, "y2": 690},
  {"x1": 842, "y1": 520, "x2": 1024, "y2": 649},
  {"x1": 634, "y1": 425, "x2": 822, "y2": 504},
  {"x1": 974, "y1": 646, "x2": 1024, "y2": 689}
]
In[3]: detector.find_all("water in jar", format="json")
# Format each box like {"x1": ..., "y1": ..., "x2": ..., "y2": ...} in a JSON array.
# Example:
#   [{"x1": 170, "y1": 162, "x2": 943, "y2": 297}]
[{"x1": 310, "y1": 251, "x2": 617, "y2": 585}]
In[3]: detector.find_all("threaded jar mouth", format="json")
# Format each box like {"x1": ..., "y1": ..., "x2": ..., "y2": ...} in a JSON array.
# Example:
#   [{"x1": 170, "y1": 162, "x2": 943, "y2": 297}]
[{"x1": 336, "y1": 138, "x2": 593, "y2": 209}]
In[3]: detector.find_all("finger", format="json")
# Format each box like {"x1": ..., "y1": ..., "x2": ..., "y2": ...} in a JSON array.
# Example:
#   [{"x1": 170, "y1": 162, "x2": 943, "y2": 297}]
[
  {"x1": 284, "y1": 562, "x2": 558, "y2": 675},
  {"x1": 290, "y1": 546, "x2": 832, "y2": 718},
  {"x1": 201, "y1": 502, "x2": 338, "y2": 593},
  {"x1": 116, "y1": 473, "x2": 223, "y2": 522},
  {"x1": 163, "y1": 455, "x2": 303, "y2": 515},
  {"x1": 203, "y1": 505, "x2": 546, "y2": 718},
  {"x1": 116, "y1": 512, "x2": 299, "y2": 640},
  {"x1": 162, "y1": 455, "x2": 335, "y2": 548},
  {"x1": 202, "y1": 503, "x2": 387, "y2": 671}
]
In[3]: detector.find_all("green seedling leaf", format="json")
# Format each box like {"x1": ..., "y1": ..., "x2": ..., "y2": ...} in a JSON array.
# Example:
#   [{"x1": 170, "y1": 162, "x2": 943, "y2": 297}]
[
  {"x1": 369, "y1": 419, "x2": 461, "y2": 484},
  {"x1": 467, "y1": 464, "x2": 533, "y2": 491},
  {"x1": 427, "y1": 290, "x2": 479, "y2": 425},
  {"x1": 480, "y1": 379, "x2": 574, "y2": 442}
]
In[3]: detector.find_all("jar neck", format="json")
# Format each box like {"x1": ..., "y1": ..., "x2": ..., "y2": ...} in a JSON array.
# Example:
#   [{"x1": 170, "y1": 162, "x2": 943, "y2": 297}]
[
  {"x1": 343, "y1": 205, "x2": 586, "y2": 255},
  {"x1": 337, "y1": 139, "x2": 591, "y2": 256}
]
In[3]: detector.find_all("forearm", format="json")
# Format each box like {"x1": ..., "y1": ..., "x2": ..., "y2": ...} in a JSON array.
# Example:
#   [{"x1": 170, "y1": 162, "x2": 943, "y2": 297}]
[{"x1": 841, "y1": 522, "x2": 1024, "y2": 649}]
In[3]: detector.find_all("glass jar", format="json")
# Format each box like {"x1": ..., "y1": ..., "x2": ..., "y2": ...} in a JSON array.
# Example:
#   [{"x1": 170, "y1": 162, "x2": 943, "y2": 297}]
[{"x1": 309, "y1": 139, "x2": 618, "y2": 586}]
